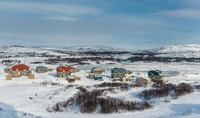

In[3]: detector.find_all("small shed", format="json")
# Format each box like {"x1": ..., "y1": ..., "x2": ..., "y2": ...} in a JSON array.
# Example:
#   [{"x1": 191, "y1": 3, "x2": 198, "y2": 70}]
[
  {"x1": 89, "y1": 73, "x2": 95, "y2": 79},
  {"x1": 48, "y1": 68, "x2": 53, "y2": 72},
  {"x1": 66, "y1": 75, "x2": 80, "y2": 82},
  {"x1": 120, "y1": 77, "x2": 134, "y2": 83},
  {"x1": 67, "y1": 78, "x2": 75, "y2": 83},
  {"x1": 29, "y1": 74, "x2": 35, "y2": 79},
  {"x1": 74, "y1": 76, "x2": 81, "y2": 80},
  {"x1": 66, "y1": 76, "x2": 75, "y2": 83},
  {"x1": 36, "y1": 66, "x2": 49, "y2": 73},
  {"x1": 136, "y1": 77, "x2": 151, "y2": 86},
  {"x1": 6, "y1": 74, "x2": 12, "y2": 80},
  {"x1": 91, "y1": 67, "x2": 105, "y2": 75},
  {"x1": 111, "y1": 68, "x2": 127, "y2": 78},
  {"x1": 125, "y1": 77, "x2": 134, "y2": 82}
]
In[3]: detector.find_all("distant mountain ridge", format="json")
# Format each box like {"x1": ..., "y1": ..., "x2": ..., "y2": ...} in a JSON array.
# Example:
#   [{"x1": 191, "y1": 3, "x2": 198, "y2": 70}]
[
  {"x1": 0, "y1": 44, "x2": 200, "y2": 58},
  {"x1": 62, "y1": 45, "x2": 128, "y2": 52}
]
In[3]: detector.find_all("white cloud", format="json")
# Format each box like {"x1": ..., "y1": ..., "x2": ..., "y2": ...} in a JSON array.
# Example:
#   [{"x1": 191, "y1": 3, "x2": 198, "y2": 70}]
[
  {"x1": 42, "y1": 16, "x2": 77, "y2": 21},
  {"x1": 0, "y1": 1, "x2": 100, "y2": 21},
  {"x1": 155, "y1": 9, "x2": 200, "y2": 19}
]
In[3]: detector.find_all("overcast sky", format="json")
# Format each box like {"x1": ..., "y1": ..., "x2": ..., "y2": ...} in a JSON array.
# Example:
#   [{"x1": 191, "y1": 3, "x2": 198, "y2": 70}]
[{"x1": 0, "y1": 0, "x2": 200, "y2": 49}]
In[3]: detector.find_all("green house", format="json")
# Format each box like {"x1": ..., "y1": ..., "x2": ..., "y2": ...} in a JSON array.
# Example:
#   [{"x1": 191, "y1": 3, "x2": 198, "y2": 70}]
[
  {"x1": 111, "y1": 68, "x2": 127, "y2": 78},
  {"x1": 148, "y1": 70, "x2": 163, "y2": 82},
  {"x1": 94, "y1": 76, "x2": 103, "y2": 81},
  {"x1": 36, "y1": 66, "x2": 49, "y2": 73}
]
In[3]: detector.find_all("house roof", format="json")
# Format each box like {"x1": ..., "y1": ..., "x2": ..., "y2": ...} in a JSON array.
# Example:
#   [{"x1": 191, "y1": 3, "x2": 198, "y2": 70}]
[
  {"x1": 12, "y1": 64, "x2": 29, "y2": 71},
  {"x1": 57, "y1": 66, "x2": 75, "y2": 72},
  {"x1": 111, "y1": 68, "x2": 127, "y2": 74},
  {"x1": 148, "y1": 70, "x2": 162, "y2": 76},
  {"x1": 36, "y1": 66, "x2": 48, "y2": 69},
  {"x1": 91, "y1": 67, "x2": 104, "y2": 72}
]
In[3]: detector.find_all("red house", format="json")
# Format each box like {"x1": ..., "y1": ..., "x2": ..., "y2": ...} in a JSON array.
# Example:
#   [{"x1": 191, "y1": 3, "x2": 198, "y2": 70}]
[
  {"x1": 7, "y1": 64, "x2": 34, "y2": 79},
  {"x1": 57, "y1": 66, "x2": 76, "y2": 78},
  {"x1": 57, "y1": 66, "x2": 75, "y2": 73},
  {"x1": 12, "y1": 64, "x2": 29, "y2": 71}
]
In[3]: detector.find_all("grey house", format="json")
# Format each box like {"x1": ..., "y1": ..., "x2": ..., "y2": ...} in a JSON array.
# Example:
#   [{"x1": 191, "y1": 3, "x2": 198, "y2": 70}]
[
  {"x1": 111, "y1": 68, "x2": 127, "y2": 78},
  {"x1": 36, "y1": 66, "x2": 49, "y2": 73},
  {"x1": 91, "y1": 67, "x2": 105, "y2": 75}
]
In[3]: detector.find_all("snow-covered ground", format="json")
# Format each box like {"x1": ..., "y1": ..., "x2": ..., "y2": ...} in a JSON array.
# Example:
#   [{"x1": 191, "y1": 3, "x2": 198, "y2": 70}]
[
  {"x1": 1, "y1": 62, "x2": 200, "y2": 118},
  {"x1": 1, "y1": 44, "x2": 200, "y2": 117}
]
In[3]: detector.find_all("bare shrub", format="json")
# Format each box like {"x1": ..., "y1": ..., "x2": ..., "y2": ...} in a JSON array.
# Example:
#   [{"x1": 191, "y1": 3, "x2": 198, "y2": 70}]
[
  {"x1": 172, "y1": 83, "x2": 193, "y2": 98},
  {"x1": 140, "y1": 89, "x2": 170, "y2": 99},
  {"x1": 52, "y1": 103, "x2": 62, "y2": 112},
  {"x1": 98, "y1": 97, "x2": 151, "y2": 113},
  {"x1": 96, "y1": 82, "x2": 142, "y2": 91},
  {"x1": 97, "y1": 82, "x2": 128, "y2": 88},
  {"x1": 193, "y1": 85, "x2": 200, "y2": 89},
  {"x1": 152, "y1": 83, "x2": 176, "y2": 90},
  {"x1": 80, "y1": 99, "x2": 97, "y2": 113},
  {"x1": 76, "y1": 86, "x2": 88, "y2": 93},
  {"x1": 140, "y1": 83, "x2": 193, "y2": 100},
  {"x1": 50, "y1": 87, "x2": 151, "y2": 113},
  {"x1": 46, "y1": 107, "x2": 52, "y2": 112}
]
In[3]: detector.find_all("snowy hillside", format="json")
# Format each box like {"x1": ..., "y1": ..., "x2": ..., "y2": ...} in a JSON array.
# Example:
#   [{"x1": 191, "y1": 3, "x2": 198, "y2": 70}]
[
  {"x1": 0, "y1": 46, "x2": 64, "y2": 57},
  {"x1": 0, "y1": 45, "x2": 128, "y2": 57},
  {"x1": 62, "y1": 45, "x2": 128, "y2": 52},
  {"x1": 152, "y1": 44, "x2": 200, "y2": 58},
  {"x1": 1, "y1": 44, "x2": 200, "y2": 60},
  {"x1": 155, "y1": 44, "x2": 200, "y2": 53}
]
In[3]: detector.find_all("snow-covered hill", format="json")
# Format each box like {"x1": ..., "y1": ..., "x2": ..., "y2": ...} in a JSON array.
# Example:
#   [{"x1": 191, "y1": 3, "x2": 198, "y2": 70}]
[
  {"x1": 62, "y1": 45, "x2": 127, "y2": 52},
  {"x1": 0, "y1": 46, "x2": 59, "y2": 56},
  {"x1": 1, "y1": 44, "x2": 200, "y2": 59},
  {"x1": 151, "y1": 44, "x2": 200, "y2": 58},
  {"x1": 0, "y1": 45, "x2": 127, "y2": 56},
  {"x1": 155, "y1": 44, "x2": 200, "y2": 53}
]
